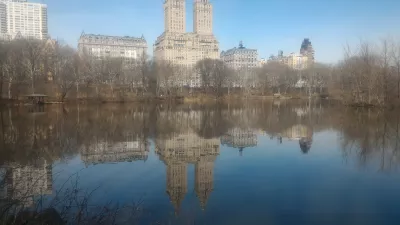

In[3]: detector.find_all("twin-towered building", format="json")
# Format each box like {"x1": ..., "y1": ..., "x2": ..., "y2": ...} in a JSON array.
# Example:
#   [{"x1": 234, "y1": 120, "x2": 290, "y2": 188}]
[{"x1": 154, "y1": 0, "x2": 219, "y2": 67}]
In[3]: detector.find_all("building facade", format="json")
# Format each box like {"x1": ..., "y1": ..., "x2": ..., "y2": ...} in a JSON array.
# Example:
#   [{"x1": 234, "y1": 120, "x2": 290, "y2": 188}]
[
  {"x1": 0, "y1": 0, "x2": 48, "y2": 40},
  {"x1": 194, "y1": 0, "x2": 213, "y2": 35},
  {"x1": 164, "y1": 0, "x2": 185, "y2": 33},
  {"x1": 78, "y1": 32, "x2": 147, "y2": 60},
  {"x1": 0, "y1": 2, "x2": 7, "y2": 34},
  {"x1": 154, "y1": 0, "x2": 219, "y2": 68},
  {"x1": 221, "y1": 41, "x2": 258, "y2": 70},
  {"x1": 283, "y1": 52, "x2": 309, "y2": 70}
]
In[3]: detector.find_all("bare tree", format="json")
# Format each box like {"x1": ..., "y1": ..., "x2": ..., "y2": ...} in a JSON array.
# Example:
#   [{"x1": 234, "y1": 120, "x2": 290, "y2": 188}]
[
  {"x1": 3, "y1": 42, "x2": 24, "y2": 99},
  {"x1": 196, "y1": 58, "x2": 215, "y2": 94},
  {"x1": 155, "y1": 60, "x2": 175, "y2": 97},
  {"x1": 20, "y1": 40, "x2": 44, "y2": 95},
  {"x1": 101, "y1": 57, "x2": 123, "y2": 98}
]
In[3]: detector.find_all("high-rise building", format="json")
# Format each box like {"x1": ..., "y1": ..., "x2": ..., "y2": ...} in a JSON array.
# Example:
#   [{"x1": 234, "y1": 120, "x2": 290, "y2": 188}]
[
  {"x1": 154, "y1": 0, "x2": 219, "y2": 69},
  {"x1": 0, "y1": 0, "x2": 48, "y2": 40},
  {"x1": 78, "y1": 32, "x2": 147, "y2": 61},
  {"x1": 0, "y1": 2, "x2": 7, "y2": 34},
  {"x1": 300, "y1": 38, "x2": 315, "y2": 65},
  {"x1": 221, "y1": 41, "x2": 259, "y2": 70},
  {"x1": 164, "y1": 0, "x2": 185, "y2": 33},
  {"x1": 194, "y1": 0, "x2": 213, "y2": 35}
]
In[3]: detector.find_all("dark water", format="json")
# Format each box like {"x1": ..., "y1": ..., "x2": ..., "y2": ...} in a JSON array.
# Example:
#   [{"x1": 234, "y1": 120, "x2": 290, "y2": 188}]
[{"x1": 1, "y1": 101, "x2": 400, "y2": 225}]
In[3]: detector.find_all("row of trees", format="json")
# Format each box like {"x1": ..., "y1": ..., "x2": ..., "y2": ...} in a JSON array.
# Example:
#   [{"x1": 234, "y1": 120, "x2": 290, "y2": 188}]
[{"x1": 1, "y1": 38, "x2": 400, "y2": 105}]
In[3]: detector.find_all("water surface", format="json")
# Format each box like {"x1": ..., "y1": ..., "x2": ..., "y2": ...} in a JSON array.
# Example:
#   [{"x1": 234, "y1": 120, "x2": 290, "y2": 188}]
[{"x1": 1, "y1": 101, "x2": 400, "y2": 224}]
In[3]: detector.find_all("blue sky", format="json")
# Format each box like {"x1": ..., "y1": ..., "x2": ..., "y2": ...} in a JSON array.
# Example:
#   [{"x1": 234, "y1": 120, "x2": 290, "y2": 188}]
[{"x1": 39, "y1": 0, "x2": 400, "y2": 63}]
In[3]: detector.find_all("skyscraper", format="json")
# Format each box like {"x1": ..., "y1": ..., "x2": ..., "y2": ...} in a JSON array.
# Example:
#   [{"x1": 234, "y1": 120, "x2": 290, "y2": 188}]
[
  {"x1": 164, "y1": 0, "x2": 185, "y2": 33},
  {"x1": 154, "y1": 0, "x2": 219, "y2": 69},
  {"x1": 194, "y1": 0, "x2": 213, "y2": 35},
  {"x1": 0, "y1": 0, "x2": 48, "y2": 40},
  {"x1": 300, "y1": 38, "x2": 315, "y2": 64}
]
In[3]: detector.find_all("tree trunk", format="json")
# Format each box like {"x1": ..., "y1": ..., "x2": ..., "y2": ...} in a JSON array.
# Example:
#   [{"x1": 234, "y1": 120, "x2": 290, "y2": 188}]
[
  {"x1": 8, "y1": 78, "x2": 12, "y2": 99},
  {"x1": 0, "y1": 72, "x2": 3, "y2": 100},
  {"x1": 31, "y1": 72, "x2": 35, "y2": 94},
  {"x1": 76, "y1": 82, "x2": 79, "y2": 99}
]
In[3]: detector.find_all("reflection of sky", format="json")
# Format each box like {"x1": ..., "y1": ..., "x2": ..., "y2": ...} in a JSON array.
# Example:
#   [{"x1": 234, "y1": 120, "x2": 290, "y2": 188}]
[{"x1": 51, "y1": 131, "x2": 400, "y2": 225}]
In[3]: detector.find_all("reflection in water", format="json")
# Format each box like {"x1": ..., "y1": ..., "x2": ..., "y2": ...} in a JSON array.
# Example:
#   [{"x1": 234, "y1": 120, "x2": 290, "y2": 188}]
[
  {"x1": 1, "y1": 101, "x2": 400, "y2": 224},
  {"x1": 1, "y1": 159, "x2": 52, "y2": 208},
  {"x1": 81, "y1": 136, "x2": 149, "y2": 165},
  {"x1": 156, "y1": 130, "x2": 219, "y2": 213},
  {"x1": 221, "y1": 128, "x2": 257, "y2": 156},
  {"x1": 280, "y1": 124, "x2": 313, "y2": 154}
]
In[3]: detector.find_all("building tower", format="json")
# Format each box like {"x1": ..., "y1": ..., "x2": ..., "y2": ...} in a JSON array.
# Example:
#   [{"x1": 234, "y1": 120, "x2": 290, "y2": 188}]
[
  {"x1": 164, "y1": 0, "x2": 186, "y2": 33},
  {"x1": 195, "y1": 157, "x2": 215, "y2": 210},
  {"x1": 0, "y1": 2, "x2": 7, "y2": 34},
  {"x1": 166, "y1": 162, "x2": 188, "y2": 214},
  {"x1": 194, "y1": 0, "x2": 213, "y2": 35},
  {"x1": 300, "y1": 38, "x2": 315, "y2": 64},
  {"x1": 2, "y1": 0, "x2": 48, "y2": 40}
]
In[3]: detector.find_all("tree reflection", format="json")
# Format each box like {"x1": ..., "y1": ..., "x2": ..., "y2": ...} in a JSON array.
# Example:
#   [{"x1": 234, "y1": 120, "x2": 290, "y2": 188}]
[{"x1": 1, "y1": 100, "x2": 400, "y2": 223}]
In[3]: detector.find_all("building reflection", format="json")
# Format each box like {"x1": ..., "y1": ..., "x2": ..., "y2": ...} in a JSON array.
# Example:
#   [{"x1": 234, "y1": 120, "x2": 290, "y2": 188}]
[
  {"x1": 80, "y1": 136, "x2": 149, "y2": 166},
  {"x1": 280, "y1": 124, "x2": 313, "y2": 154},
  {"x1": 1, "y1": 159, "x2": 52, "y2": 208},
  {"x1": 156, "y1": 131, "x2": 220, "y2": 213},
  {"x1": 221, "y1": 128, "x2": 257, "y2": 156}
]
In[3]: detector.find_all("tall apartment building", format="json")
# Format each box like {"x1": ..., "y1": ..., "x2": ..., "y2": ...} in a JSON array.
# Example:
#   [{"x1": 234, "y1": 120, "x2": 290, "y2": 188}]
[
  {"x1": 0, "y1": 0, "x2": 48, "y2": 40},
  {"x1": 194, "y1": 0, "x2": 213, "y2": 35},
  {"x1": 164, "y1": 0, "x2": 185, "y2": 33},
  {"x1": 221, "y1": 41, "x2": 258, "y2": 70},
  {"x1": 0, "y1": 2, "x2": 6, "y2": 34},
  {"x1": 300, "y1": 38, "x2": 315, "y2": 65},
  {"x1": 154, "y1": 0, "x2": 219, "y2": 68},
  {"x1": 78, "y1": 32, "x2": 147, "y2": 61}
]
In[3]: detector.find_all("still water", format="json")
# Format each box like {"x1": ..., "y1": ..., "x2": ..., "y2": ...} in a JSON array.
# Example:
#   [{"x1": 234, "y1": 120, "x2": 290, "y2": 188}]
[{"x1": 1, "y1": 101, "x2": 400, "y2": 225}]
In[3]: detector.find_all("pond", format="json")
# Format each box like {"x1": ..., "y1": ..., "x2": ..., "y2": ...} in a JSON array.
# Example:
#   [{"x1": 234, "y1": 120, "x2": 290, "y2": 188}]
[{"x1": 1, "y1": 100, "x2": 400, "y2": 225}]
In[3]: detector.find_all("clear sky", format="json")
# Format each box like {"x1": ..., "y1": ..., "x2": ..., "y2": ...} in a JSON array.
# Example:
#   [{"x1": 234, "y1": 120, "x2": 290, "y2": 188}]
[{"x1": 39, "y1": 0, "x2": 400, "y2": 63}]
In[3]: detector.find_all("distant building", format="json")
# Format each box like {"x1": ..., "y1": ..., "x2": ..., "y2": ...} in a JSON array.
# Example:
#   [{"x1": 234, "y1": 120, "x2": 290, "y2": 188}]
[
  {"x1": 154, "y1": 0, "x2": 219, "y2": 67},
  {"x1": 267, "y1": 50, "x2": 285, "y2": 64},
  {"x1": 221, "y1": 41, "x2": 258, "y2": 70},
  {"x1": 78, "y1": 32, "x2": 147, "y2": 61},
  {"x1": 283, "y1": 52, "x2": 309, "y2": 70},
  {"x1": 259, "y1": 58, "x2": 267, "y2": 67},
  {"x1": 300, "y1": 38, "x2": 315, "y2": 65},
  {"x1": 0, "y1": 0, "x2": 48, "y2": 40}
]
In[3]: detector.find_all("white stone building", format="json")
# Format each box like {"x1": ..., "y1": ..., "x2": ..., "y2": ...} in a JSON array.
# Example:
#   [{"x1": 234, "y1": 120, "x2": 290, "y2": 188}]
[
  {"x1": 0, "y1": 0, "x2": 48, "y2": 40},
  {"x1": 154, "y1": 0, "x2": 219, "y2": 87},
  {"x1": 221, "y1": 41, "x2": 258, "y2": 70},
  {"x1": 78, "y1": 32, "x2": 147, "y2": 61}
]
